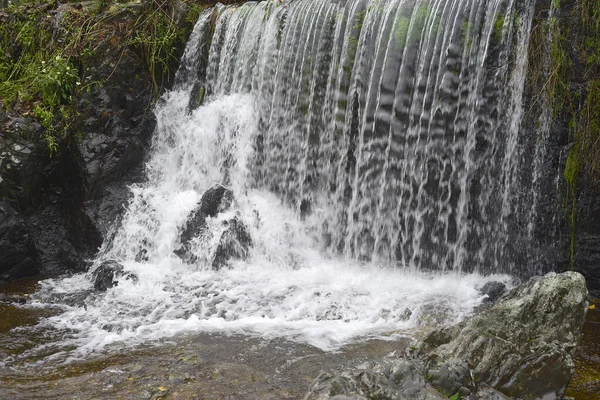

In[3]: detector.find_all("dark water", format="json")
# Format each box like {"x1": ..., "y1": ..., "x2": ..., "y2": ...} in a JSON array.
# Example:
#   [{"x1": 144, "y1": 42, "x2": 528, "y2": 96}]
[{"x1": 565, "y1": 302, "x2": 600, "y2": 399}]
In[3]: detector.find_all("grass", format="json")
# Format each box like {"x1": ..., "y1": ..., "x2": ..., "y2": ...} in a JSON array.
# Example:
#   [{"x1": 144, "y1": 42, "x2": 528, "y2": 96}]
[{"x1": 0, "y1": 0, "x2": 208, "y2": 155}]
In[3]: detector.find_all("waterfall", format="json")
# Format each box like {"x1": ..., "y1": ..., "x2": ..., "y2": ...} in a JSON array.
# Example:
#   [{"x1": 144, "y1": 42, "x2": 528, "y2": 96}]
[
  {"x1": 176, "y1": 0, "x2": 536, "y2": 273},
  {"x1": 22, "y1": 0, "x2": 539, "y2": 361}
]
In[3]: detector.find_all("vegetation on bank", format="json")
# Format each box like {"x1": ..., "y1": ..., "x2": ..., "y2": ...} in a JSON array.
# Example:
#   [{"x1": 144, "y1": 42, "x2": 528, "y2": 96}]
[
  {"x1": 0, "y1": 0, "x2": 219, "y2": 155},
  {"x1": 528, "y1": 0, "x2": 600, "y2": 267},
  {"x1": 564, "y1": 0, "x2": 600, "y2": 268}
]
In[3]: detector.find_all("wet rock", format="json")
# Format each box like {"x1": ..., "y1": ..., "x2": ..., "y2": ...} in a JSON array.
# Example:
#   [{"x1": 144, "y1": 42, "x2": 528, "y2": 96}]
[
  {"x1": 187, "y1": 82, "x2": 206, "y2": 112},
  {"x1": 472, "y1": 385, "x2": 512, "y2": 400},
  {"x1": 200, "y1": 184, "x2": 234, "y2": 217},
  {"x1": 0, "y1": 293, "x2": 30, "y2": 304},
  {"x1": 177, "y1": 184, "x2": 241, "y2": 264},
  {"x1": 425, "y1": 271, "x2": 588, "y2": 399},
  {"x1": 304, "y1": 359, "x2": 446, "y2": 400},
  {"x1": 0, "y1": 4, "x2": 162, "y2": 282},
  {"x1": 92, "y1": 260, "x2": 137, "y2": 292},
  {"x1": 179, "y1": 184, "x2": 233, "y2": 246},
  {"x1": 212, "y1": 217, "x2": 252, "y2": 270},
  {"x1": 76, "y1": 42, "x2": 157, "y2": 238},
  {"x1": 427, "y1": 359, "x2": 469, "y2": 396},
  {"x1": 479, "y1": 281, "x2": 506, "y2": 303},
  {"x1": 0, "y1": 201, "x2": 40, "y2": 280}
]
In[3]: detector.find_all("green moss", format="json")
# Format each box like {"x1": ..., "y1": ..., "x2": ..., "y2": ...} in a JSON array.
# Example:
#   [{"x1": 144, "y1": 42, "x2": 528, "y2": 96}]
[
  {"x1": 343, "y1": 9, "x2": 367, "y2": 80},
  {"x1": 395, "y1": 14, "x2": 410, "y2": 47},
  {"x1": 564, "y1": 146, "x2": 580, "y2": 269},
  {"x1": 493, "y1": 13, "x2": 505, "y2": 42}
]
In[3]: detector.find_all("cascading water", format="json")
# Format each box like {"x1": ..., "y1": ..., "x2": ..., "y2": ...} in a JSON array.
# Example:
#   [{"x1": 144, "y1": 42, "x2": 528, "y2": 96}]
[{"x1": 7, "y1": 0, "x2": 541, "y2": 364}]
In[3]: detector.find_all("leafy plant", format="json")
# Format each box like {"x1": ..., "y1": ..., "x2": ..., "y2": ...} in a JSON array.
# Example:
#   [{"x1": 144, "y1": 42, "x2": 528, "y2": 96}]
[{"x1": 40, "y1": 55, "x2": 80, "y2": 107}]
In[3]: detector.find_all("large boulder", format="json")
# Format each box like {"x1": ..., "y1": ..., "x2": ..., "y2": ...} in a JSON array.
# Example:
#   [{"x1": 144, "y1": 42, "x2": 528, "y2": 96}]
[
  {"x1": 303, "y1": 272, "x2": 589, "y2": 400},
  {"x1": 425, "y1": 271, "x2": 588, "y2": 399}
]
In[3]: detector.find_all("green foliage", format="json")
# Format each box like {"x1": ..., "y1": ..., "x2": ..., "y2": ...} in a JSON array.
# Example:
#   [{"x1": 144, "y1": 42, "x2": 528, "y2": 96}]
[
  {"x1": 0, "y1": 2, "x2": 84, "y2": 155},
  {"x1": 40, "y1": 55, "x2": 80, "y2": 106},
  {"x1": 0, "y1": 0, "x2": 202, "y2": 154},
  {"x1": 128, "y1": 0, "x2": 189, "y2": 98},
  {"x1": 93, "y1": 0, "x2": 110, "y2": 15},
  {"x1": 448, "y1": 393, "x2": 461, "y2": 400},
  {"x1": 33, "y1": 104, "x2": 53, "y2": 130}
]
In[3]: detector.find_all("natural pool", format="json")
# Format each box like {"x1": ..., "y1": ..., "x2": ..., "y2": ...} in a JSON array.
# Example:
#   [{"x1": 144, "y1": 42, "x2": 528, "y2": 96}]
[{"x1": 1, "y1": 277, "x2": 598, "y2": 399}]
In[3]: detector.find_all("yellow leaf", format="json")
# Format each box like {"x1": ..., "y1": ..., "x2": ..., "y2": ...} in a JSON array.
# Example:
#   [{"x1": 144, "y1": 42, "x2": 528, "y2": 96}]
[
  {"x1": 158, "y1": 386, "x2": 167, "y2": 392},
  {"x1": 590, "y1": 304, "x2": 596, "y2": 310}
]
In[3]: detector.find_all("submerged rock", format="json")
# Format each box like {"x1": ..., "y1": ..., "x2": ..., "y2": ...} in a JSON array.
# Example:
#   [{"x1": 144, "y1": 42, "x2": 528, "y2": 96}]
[
  {"x1": 426, "y1": 271, "x2": 588, "y2": 399},
  {"x1": 91, "y1": 260, "x2": 137, "y2": 292},
  {"x1": 304, "y1": 272, "x2": 589, "y2": 400}
]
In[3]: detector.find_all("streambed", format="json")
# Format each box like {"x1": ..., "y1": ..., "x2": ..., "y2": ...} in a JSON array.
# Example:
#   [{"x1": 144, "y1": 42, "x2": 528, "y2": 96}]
[
  {"x1": 1, "y1": 277, "x2": 598, "y2": 399},
  {"x1": 1, "y1": 277, "x2": 412, "y2": 399}
]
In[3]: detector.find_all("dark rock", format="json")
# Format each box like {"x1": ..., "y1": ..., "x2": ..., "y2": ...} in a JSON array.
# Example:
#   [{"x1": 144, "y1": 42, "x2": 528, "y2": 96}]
[
  {"x1": 425, "y1": 271, "x2": 588, "y2": 399},
  {"x1": 479, "y1": 281, "x2": 506, "y2": 303},
  {"x1": 91, "y1": 260, "x2": 136, "y2": 292},
  {"x1": 0, "y1": 201, "x2": 40, "y2": 281},
  {"x1": 200, "y1": 184, "x2": 233, "y2": 217},
  {"x1": 179, "y1": 184, "x2": 233, "y2": 245},
  {"x1": 187, "y1": 82, "x2": 206, "y2": 112},
  {"x1": 427, "y1": 359, "x2": 469, "y2": 396},
  {"x1": 75, "y1": 43, "x2": 157, "y2": 238},
  {"x1": 572, "y1": 171, "x2": 600, "y2": 297},
  {"x1": 212, "y1": 217, "x2": 252, "y2": 270},
  {"x1": 176, "y1": 184, "x2": 239, "y2": 263}
]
